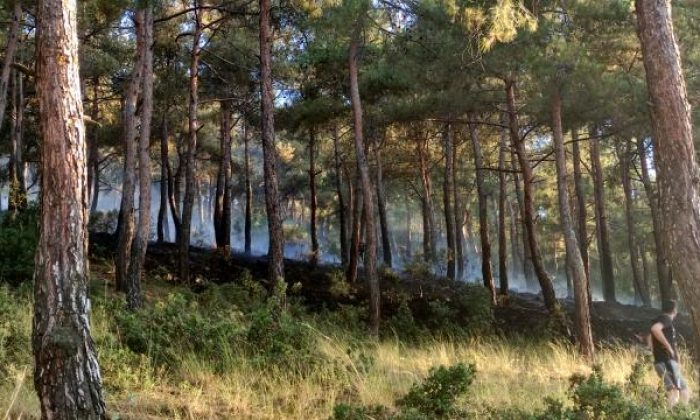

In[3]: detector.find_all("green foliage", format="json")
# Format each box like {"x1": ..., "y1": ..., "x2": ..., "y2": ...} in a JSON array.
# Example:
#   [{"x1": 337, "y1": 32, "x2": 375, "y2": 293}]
[
  {"x1": 396, "y1": 363, "x2": 476, "y2": 419},
  {"x1": 332, "y1": 403, "x2": 391, "y2": 420},
  {"x1": 329, "y1": 269, "x2": 352, "y2": 299},
  {"x1": 0, "y1": 208, "x2": 38, "y2": 286},
  {"x1": 245, "y1": 303, "x2": 321, "y2": 372},
  {"x1": 114, "y1": 292, "x2": 244, "y2": 369},
  {"x1": 0, "y1": 285, "x2": 31, "y2": 374},
  {"x1": 384, "y1": 296, "x2": 423, "y2": 341},
  {"x1": 426, "y1": 284, "x2": 494, "y2": 338},
  {"x1": 331, "y1": 363, "x2": 475, "y2": 420},
  {"x1": 88, "y1": 209, "x2": 119, "y2": 234}
]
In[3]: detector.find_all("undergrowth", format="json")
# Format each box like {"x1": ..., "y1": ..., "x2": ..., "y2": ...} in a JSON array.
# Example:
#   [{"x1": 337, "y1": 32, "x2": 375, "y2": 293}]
[{"x1": 0, "y1": 263, "x2": 697, "y2": 419}]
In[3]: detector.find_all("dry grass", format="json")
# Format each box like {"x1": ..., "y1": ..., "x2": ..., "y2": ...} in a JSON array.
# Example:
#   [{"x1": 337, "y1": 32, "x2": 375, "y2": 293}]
[
  {"x1": 3, "y1": 329, "x2": 692, "y2": 419},
  {"x1": 1, "y1": 272, "x2": 694, "y2": 419}
]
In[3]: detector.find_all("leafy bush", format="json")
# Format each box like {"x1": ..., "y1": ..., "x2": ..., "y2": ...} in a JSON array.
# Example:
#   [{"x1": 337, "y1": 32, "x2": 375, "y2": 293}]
[
  {"x1": 88, "y1": 209, "x2": 119, "y2": 234},
  {"x1": 114, "y1": 293, "x2": 244, "y2": 369},
  {"x1": 423, "y1": 284, "x2": 493, "y2": 338},
  {"x1": 329, "y1": 269, "x2": 351, "y2": 299},
  {"x1": 0, "y1": 207, "x2": 38, "y2": 286},
  {"x1": 397, "y1": 363, "x2": 476, "y2": 419},
  {"x1": 331, "y1": 363, "x2": 475, "y2": 420},
  {"x1": 384, "y1": 296, "x2": 424, "y2": 341},
  {"x1": 245, "y1": 303, "x2": 321, "y2": 372}
]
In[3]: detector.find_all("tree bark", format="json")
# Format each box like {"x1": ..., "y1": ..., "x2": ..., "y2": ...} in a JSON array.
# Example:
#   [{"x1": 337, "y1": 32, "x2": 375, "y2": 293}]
[
  {"x1": 179, "y1": 8, "x2": 202, "y2": 283},
  {"x1": 333, "y1": 125, "x2": 348, "y2": 266},
  {"x1": 214, "y1": 102, "x2": 233, "y2": 250},
  {"x1": 635, "y1": 0, "x2": 700, "y2": 389},
  {"x1": 506, "y1": 79, "x2": 558, "y2": 312},
  {"x1": 616, "y1": 140, "x2": 651, "y2": 306},
  {"x1": 33, "y1": 0, "x2": 106, "y2": 415},
  {"x1": 417, "y1": 136, "x2": 437, "y2": 264},
  {"x1": 589, "y1": 132, "x2": 616, "y2": 302},
  {"x1": 510, "y1": 148, "x2": 534, "y2": 288},
  {"x1": 0, "y1": 0, "x2": 21, "y2": 135},
  {"x1": 375, "y1": 139, "x2": 393, "y2": 268},
  {"x1": 309, "y1": 126, "x2": 320, "y2": 264},
  {"x1": 347, "y1": 174, "x2": 362, "y2": 283},
  {"x1": 453, "y1": 143, "x2": 465, "y2": 279},
  {"x1": 116, "y1": 10, "x2": 145, "y2": 292},
  {"x1": 637, "y1": 137, "x2": 674, "y2": 302},
  {"x1": 126, "y1": 7, "x2": 154, "y2": 310},
  {"x1": 571, "y1": 128, "x2": 589, "y2": 282},
  {"x1": 88, "y1": 76, "x2": 100, "y2": 214},
  {"x1": 244, "y1": 123, "x2": 253, "y2": 255},
  {"x1": 551, "y1": 87, "x2": 594, "y2": 360},
  {"x1": 260, "y1": 0, "x2": 285, "y2": 293},
  {"x1": 469, "y1": 116, "x2": 496, "y2": 303},
  {"x1": 9, "y1": 67, "x2": 26, "y2": 214},
  {"x1": 442, "y1": 122, "x2": 456, "y2": 280},
  {"x1": 498, "y1": 117, "x2": 509, "y2": 296},
  {"x1": 158, "y1": 114, "x2": 169, "y2": 243},
  {"x1": 349, "y1": 33, "x2": 380, "y2": 335}
]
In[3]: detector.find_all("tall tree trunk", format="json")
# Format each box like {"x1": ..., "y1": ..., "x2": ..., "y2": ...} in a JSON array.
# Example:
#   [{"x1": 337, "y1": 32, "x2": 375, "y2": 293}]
[
  {"x1": 158, "y1": 114, "x2": 169, "y2": 243},
  {"x1": 179, "y1": 8, "x2": 202, "y2": 283},
  {"x1": 551, "y1": 87, "x2": 594, "y2": 360},
  {"x1": 589, "y1": 132, "x2": 616, "y2": 302},
  {"x1": 347, "y1": 174, "x2": 362, "y2": 283},
  {"x1": 418, "y1": 137, "x2": 436, "y2": 264},
  {"x1": 88, "y1": 76, "x2": 100, "y2": 214},
  {"x1": 635, "y1": 0, "x2": 700, "y2": 390},
  {"x1": 9, "y1": 67, "x2": 26, "y2": 214},
  {"x1": 498, "y1": 117, "x2": 509, "y2": 296},
  {"x1": 510, "y1": 148, "x2": 534, "y2": 288},
  {"x1": 469, "y1": 117, "x2": 496, "y2": 303},
  {"x1": 571, "y1": 128, "x2": 589, "y2": 282},
  {"x1": 506, "y1": 79, "x2": 558, "y2": 312},
  {"x1": 214, "y1": 102, "x2": 233, "y2": 250},
  {"x1": 309, "y1": 126, "x2": 320, "y2": 264},
  {"x1": 260, "y1": 0, "x2": 285, "y2": 293},
  {"x1": 333, "y1": 125, "x2": 348, "y2": 266},
  {"x1": 637, "y1": 137, "x2": 674, "y2": 301},
  {"x1": 33, "y1": 0, "x2": 106, "y2": 415},
  {"x1": 116, "y1": 10, "x2": 145, "y2": 292},
  {"x1": 222, "y1": 103, "x2": 233, "y2": 251},
  {"x1": 127, "y1": 7, "x2": 154, "y2": 310},
  {"x1": 617, "y1": 140, "x2": 651, "y2": 306},
  {"x1": 349, "y1": 34, "x2": 380, "y2": 335},
  {"x1": 375, "y1": 141, "x2": 393, "y2": 267},
  {"x1": 453, "y1": 144, "x2": 465, "y2": 279},
  {"x1": 405, "y1": 197, "x2": 413, "y2": 261},
  {"x1": 442, "y1": 122, "x2": 456, "y2": 279},
  {"x1": 0, "y1": 0, "x2": 21, "y2": 134},
  {"x1": 243, "y1": 123, "x2": 253, "y2": 255}
]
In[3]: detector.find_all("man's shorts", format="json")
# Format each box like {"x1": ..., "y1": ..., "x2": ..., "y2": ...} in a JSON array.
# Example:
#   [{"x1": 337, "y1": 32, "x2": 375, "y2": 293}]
[{"x1": 654, "y1": 360, "x2": 688, "y2": 391}]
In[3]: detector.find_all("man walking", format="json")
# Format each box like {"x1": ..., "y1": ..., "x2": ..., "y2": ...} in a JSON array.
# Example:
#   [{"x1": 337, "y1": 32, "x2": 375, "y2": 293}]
[{"x1": 648, "y1": 300, "x2": 689, "y2": 407}]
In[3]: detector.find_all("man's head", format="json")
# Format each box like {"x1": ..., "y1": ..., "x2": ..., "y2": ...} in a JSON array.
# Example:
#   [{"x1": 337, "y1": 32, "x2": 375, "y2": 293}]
[{"x1": 662, "y1": 300, "x2": 678, "y2": 318}]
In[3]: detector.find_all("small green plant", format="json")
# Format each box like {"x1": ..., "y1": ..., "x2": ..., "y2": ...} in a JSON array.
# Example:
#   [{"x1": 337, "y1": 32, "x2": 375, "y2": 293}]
[
  {"x1": 329, "y1": 269, "x2": 351, "y2": 299},
  {"x1": 397, "y1": 363, "x2": 476, "y2": 418},
  {"x1": 0, "y1": 207, "x2": 38, "y2": 286}
]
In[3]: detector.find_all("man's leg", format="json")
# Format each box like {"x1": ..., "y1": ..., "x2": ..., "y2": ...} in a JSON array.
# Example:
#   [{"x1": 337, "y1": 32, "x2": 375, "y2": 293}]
[{"x1": 667, "y1": 389, "x2": 680, "y2": 408}]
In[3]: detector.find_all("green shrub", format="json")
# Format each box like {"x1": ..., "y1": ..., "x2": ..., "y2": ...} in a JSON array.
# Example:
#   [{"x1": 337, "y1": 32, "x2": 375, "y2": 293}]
[
  {"x1": 331, "y1": 363, "x2": 475, "y2": 420},
  {"x1": 0, "y1": 285, "x2": 32, "y2": 374},
  {"x1": 384, "y1": 296, "x2": 423, "y2": 341},
  {"x1": 423, "y1": 284, "x2": 493, "y2": 338},
  {"x1": 114, "y1": 293, "x2": 244, "y2": 369},
  {"x1": 396, "y1": 363, "x2": 476, "y2": 419},
  {"x1": 245, "y1": 304, "x2": 321, "y2": 372},
  {"x1": 88, "y1": 209, "x2": 119, "y2": 233},
  {"x1": 0, "y1": 207, "x2": 38, "y2": 286},
  {"x1": 329, "y1": 270, "x2": 351, "y2": 299},
  {"x1": 331, "y1": 403, "x2": 391, "y2": 420}
]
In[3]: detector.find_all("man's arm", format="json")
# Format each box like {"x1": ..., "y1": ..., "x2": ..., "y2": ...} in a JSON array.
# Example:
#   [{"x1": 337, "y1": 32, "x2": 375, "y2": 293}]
[{"x1": 651, "y1": 322, "x2": 675, "y2": 358}]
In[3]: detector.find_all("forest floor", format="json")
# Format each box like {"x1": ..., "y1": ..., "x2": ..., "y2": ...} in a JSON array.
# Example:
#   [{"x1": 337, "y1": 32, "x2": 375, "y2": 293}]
[{"x1": 1, "y1": 238, "x2": 697, "y2": 419}]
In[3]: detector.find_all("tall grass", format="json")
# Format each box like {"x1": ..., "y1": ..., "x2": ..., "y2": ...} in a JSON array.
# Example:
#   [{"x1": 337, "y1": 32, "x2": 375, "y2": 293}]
[{"x1": 0, "y1": 274, "x2": 694, "y2": 419}]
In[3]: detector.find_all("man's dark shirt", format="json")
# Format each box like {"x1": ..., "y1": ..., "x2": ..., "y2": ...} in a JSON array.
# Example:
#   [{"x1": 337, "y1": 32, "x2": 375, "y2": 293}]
[{"x1": 652, "y1": 314, "x2": 677, "y2": 363}]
